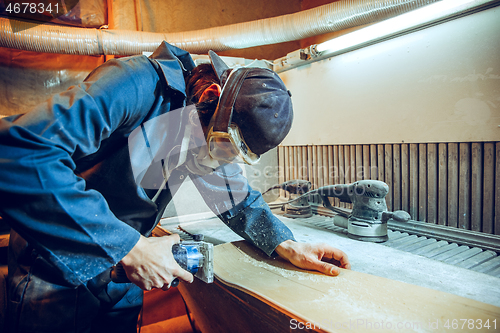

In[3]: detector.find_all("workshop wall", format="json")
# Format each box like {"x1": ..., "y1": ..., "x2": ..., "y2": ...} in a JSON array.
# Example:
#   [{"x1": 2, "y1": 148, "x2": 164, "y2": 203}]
[{"x1": 279, "y1": 7, "x2": 500, "y2": 146}]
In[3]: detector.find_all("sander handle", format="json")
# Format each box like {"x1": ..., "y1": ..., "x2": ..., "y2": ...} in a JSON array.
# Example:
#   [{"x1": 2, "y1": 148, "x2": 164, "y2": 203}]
[{"x1": 382, "y1": 210, "x2": 411, "y2": 223}]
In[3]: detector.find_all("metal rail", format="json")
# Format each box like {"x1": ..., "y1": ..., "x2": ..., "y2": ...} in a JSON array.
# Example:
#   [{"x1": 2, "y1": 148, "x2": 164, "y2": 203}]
[{"x1": 311, "y1": 204, "x2": 500, "y2": 253}]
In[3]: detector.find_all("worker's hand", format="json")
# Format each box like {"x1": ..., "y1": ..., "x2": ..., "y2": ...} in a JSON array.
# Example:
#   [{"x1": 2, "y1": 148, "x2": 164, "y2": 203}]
[
  {"x1": 119, "y1": 234, "x2": 194, "y2": 291},
  {"x1": 275, "y1": 240, "x2": 351, "y2": 276}
]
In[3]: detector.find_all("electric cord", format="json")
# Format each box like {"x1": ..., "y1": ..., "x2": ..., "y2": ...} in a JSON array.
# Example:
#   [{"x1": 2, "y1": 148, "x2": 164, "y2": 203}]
[
  {"x1": 180, "y1": 292, "x2": 200, "y2": 333},
  {"x1": 265, "y1": 187, "x2": 350, "y2": 218},
  {"x1": 137, "y1": 302, "x2": 144, "y2": 333}
]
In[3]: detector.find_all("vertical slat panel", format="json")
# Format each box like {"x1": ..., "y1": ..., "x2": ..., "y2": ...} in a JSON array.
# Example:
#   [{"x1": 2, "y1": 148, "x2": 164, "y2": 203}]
[
  {"x1": 401, "y1": 144, "x2": 410, "y2": 213},
  {"x1": 317, "y1": 146, "x2": 324, "y2": 189},
  {"x1": 427, "y1": 144, "x2": 438, "y2": 224},
  {"x1": 307, "y1": 145, "x2": 313, "y2": 187},
  {"x1": 344, "y1": 145, "x2": 350, "y2": 185},
  {"x1": 278, "y1": 146, "x2": 285, "y2": 198},
  {"x1": 356, "y1": 145, "x2": 363, "y2": 181},
  {"x1": 345, "y1": 145, "x2": 352, "y2": 209},
  {"x1": 302, "y1": 146, "x2": 308, "y2": 181},
  {"x1": 284, "y1": 146, "x2": 290, "y2": 199},
  {"x1": 448, "y1": 143, "x2": 459, "y2": 228},
  {"x1": 333, "y1": 145, "x2": 340, "y2": 207},
  {"x1": 327, "y1": 146, "x2": 334, "y2": 205},
  {"x1": 385, "y1": 144, "x2": 393, "y2": 212},
  {"x1": 351, "y1": 145, "x2": 357, "y2": 209},
  {"x1": 483, "y1": 143, "x2": 494, "y2": 234},
  {"x1": 495, "y1": 143, "x2": 500, "y2": 235},
  {"x1": 438, "y1": 143, "x2": 448, "y2": 226},
  {"x1": 378, "y1": 143, "x2": 385, "y2": 190},
  {"x1": 338, "y1": 145, "x2": 345, "y2": 208},
  {"x1": 458, "y1": 143, "x2": 471, "y2": 230},
  {"x1": 312, "y1": 145, "x2": 319, "y2": 203},
  {"x1": 277, "y1": 142, "x2": 497, "y2": 235},
  {"x1": 296, "y1": 146, "x2": 303, "y2": 181},
  {"x1": 419, "y1": 144, "x2": 427, "y2": 222},
  {"x1": 378, "y1": 145, "x2": 385, "y2": 183},
  {"x1": 393, "y1": 144, "x2": 401, "y2": 211},
  {"x1": 409, "y1": 144, "x2": 419, "y2": 221},
  {"x1": 322, "y1": 146, "x2": 329, "y2": 187},
  {"x1": 363, "y1": 145, "x2": 370, "y2": 180},
  {"x1": 350, "y1": 145, "x2": 356, "y2": 184},
  {"x1": 289, "y1": 146, "x2": 295, "y2": 195},
  {"x1": 370, "y1": 145, "x2": 378, "y2": 180},
  {"x1": 471, "y1": 143, "x2": 483, "y2": 232},
  {"x1": 327, "y1": 146, "x2": 333, "y2": 185},
  {"x1": 294, "y1": 146, "x2": 300, "y2": 181}
]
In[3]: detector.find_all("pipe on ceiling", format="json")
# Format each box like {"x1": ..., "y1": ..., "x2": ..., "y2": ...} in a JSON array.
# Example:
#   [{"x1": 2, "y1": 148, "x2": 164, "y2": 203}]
[{"x1": 0, "y1": 0, "x2": 440, "y2": 56}]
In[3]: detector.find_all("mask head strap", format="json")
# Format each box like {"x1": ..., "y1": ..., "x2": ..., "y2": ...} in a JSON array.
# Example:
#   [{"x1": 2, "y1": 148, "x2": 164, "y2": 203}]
[{"x1": 211, "y1": 68, "x2": 252, "y2": 133}]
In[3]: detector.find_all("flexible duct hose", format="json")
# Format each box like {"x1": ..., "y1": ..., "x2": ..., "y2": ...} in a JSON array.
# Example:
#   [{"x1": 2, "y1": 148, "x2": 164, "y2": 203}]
[{"x1": 0, "y1": 0, "x2": 440, "y2": 55}]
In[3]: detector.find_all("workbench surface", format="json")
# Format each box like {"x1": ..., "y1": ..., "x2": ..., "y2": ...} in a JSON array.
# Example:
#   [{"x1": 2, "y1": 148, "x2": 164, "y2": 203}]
[{"x1": 161, "y1": 211, "x2": 500, "y2": 308}]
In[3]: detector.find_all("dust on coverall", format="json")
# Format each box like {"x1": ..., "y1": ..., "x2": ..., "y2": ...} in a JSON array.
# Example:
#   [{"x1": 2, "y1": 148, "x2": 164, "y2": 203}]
[{"x1": 0, "y1": 42, "x2": 294, "y2": 333}]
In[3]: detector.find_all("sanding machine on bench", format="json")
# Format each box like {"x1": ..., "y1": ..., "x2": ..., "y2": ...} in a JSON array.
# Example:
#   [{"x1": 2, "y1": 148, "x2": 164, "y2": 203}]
[{"x1": 271, "y1": 179, "x2": 411, "y2": 243}]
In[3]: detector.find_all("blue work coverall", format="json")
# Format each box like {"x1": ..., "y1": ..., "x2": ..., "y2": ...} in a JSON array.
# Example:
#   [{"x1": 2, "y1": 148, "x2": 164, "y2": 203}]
[{"x1": 0, "y1": 42, "x2": 294, "y2": 333}]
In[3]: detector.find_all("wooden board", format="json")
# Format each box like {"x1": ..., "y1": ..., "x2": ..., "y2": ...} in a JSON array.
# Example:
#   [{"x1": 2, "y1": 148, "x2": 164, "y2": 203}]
[{"x1": 199, "y1": 241, "x2": 500, "y2": 333}]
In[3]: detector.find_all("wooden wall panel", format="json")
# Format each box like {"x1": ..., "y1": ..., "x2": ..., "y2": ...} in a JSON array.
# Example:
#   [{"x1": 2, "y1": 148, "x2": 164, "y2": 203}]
[
  {"x1": 448, "y1": 143, "x2": 459, "y2": 228},
  {"x1": 377, "y1": 145, "x2": 385, "y2": 182},
  {"x1": 370, "y1": 145, "x2": 377, "y2": 180},
  {"x1": 409, "y1": 144, "x2": 419, "y2": 221},
  {"x1": 385, "y1": 144, "x2": 393, "y2": 212},
  {"x1": 427, "y1": 144, "x2": 438, "y2": 225},
  {"x1": 458, "y1": 143, "x2": 471, "y2": 230},
  {"x1": 483, "y1": 143, "x2": 495, "y2": 234},
  {"x1": 338, "y1": 146, "x2": 345, "y2": 208},
  {"x1": 332, "y1": 145, "x2": 340, "y2": 207},
  {"x1": 277, "y1": 141, "x2": 499, "y2": 236},
  {"x1": 401, "y1": 144, "x2": 410, "y2": 214},
  {"x1": 496, "y1": 143, "x2": 500, "y2": 236},
  {"x1": 392, "y1": 144, "x2": 401, "y2": 214},
  {"x1": 419, "y1": 144, "x2": 427, "y2": 222},
  {"x1": 471, "y1": 143, "x2": 483, "y2": 232},
  {"x1": 438, "y1": 143, "x2": 448, "y2": 226},
  {"x1": 363, "y1": 145, "x2": 370, "y2": 180},
  {"x1": 278, "y1": 146, "x2": 285, "y2": 199}
]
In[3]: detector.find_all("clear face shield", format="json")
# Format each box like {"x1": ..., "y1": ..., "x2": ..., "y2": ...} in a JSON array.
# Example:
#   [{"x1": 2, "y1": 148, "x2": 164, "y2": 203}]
[{"x1": 206, "y1": 68, "x2": 261, "y2": 165}]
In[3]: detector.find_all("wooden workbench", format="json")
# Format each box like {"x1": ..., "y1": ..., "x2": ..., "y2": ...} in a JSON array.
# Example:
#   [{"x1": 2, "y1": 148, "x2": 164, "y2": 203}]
[{"x1": 179, "y1": 240, "x2": 500, "y2": 332}]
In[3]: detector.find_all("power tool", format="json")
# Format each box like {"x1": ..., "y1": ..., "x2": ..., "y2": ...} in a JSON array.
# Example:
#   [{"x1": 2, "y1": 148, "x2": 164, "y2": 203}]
[
  {"x1": 263, "y1": 179, "x2": 312, "y2": 218},
  {"x1": 300, "y1": 180, "x2": 411, "y2": 242},
  {"x1": 111, "y1": 240, "x2": 214, "y2": 286}
]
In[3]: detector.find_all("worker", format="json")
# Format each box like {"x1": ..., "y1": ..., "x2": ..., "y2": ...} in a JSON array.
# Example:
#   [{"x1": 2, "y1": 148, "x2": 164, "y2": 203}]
[{"x1": 0, "y1": 42, "x2": 350, "y2": 333}]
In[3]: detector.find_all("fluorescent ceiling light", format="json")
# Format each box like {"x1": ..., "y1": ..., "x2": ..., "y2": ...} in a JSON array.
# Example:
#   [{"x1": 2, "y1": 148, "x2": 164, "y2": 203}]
[{"x1": 315, "y1": 0, "x2": 496, "y2": 55}]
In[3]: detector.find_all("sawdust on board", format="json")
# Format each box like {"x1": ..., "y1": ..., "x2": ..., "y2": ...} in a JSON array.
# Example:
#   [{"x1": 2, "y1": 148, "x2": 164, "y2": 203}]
[{"x1": 237, "y1": 253, "x2": 430, "y2": 332}]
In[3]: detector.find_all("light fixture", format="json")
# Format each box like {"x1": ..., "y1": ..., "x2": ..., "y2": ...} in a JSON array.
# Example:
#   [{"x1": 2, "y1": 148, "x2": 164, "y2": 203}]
[{"x1": 310, "y1": 0, "x2": 497, "y2": 57}]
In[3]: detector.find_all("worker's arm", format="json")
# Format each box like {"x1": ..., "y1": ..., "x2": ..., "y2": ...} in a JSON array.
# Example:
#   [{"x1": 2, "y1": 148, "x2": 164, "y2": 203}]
[
  {"x1": 275, "y1": 240, "x2": 351, "y2": 276},
  {"x1": 0, "y1": 56, "x2": 162, "y2": 286}
]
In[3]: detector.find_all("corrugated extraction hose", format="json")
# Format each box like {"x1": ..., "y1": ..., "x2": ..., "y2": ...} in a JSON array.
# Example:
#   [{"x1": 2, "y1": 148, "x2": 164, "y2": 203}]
[{"x1": 0, "y1": 0, "x2": 441, "y2": 55}]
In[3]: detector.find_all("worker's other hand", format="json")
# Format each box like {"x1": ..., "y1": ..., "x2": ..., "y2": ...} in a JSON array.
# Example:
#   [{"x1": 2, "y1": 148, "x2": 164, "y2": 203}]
[
  {"x1": 119, "y1": 234, "x2": 194, "y2": 291},
  {"x1": 275, "y1": 240, "x2": 351, "y2": 276}
]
